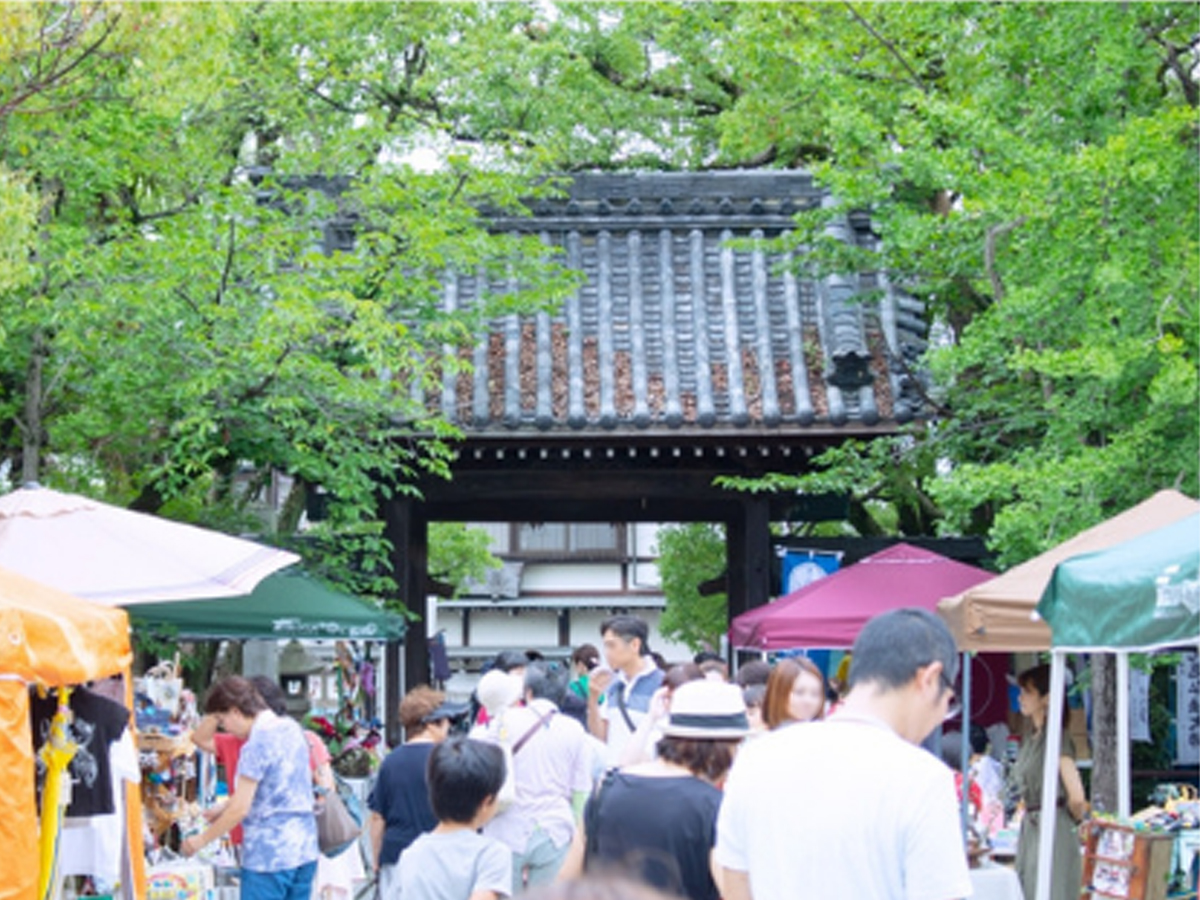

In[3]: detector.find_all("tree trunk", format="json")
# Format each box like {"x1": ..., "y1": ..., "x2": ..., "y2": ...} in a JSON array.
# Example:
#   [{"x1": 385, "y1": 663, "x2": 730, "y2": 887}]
[
  {"x1": 20, "y1": 330, "x2": 44, "y2": 485},
  {"x1": 1090, "y1": 654, "x2": 1119, "y2": 813}
]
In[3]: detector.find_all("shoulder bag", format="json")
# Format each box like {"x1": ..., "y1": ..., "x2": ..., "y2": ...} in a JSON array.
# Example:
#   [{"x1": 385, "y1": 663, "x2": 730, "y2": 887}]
[{"x1": 315, "y1": 773, "x2": 363, "y2": 857}]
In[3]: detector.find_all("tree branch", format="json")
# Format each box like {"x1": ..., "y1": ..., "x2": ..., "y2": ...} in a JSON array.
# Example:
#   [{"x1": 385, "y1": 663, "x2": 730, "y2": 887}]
[
  {"x1": 984, "y1": 217, "x2": 1026, "y2": 302},
  {"x1": 215, "y1": 219, "x2": 237, "y2": 306},
  {"x1": 1149, "y1": 32, "x2": 1199, "y2": 108},
  {"x1": 0, "y1": 5, "x2": 122, "y2": 120},
  {"x1": 842, "y1": 2, "x2": 929, "y2": 96}
]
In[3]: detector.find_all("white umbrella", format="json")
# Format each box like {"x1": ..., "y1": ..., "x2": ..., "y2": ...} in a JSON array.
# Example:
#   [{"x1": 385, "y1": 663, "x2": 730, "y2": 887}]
[{"x1": 0, "y1": 484, "x2": 299, "y2": 605}]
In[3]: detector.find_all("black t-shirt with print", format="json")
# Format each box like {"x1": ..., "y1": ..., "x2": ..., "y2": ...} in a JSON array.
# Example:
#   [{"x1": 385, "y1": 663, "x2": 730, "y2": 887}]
[{"x1": 31, "y1": 686, "x2": 131, "y2": 817}]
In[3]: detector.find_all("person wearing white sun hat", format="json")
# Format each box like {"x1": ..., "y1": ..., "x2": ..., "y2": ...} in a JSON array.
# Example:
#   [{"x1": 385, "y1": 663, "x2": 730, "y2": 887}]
[{"x1": 559, "y1": 680, "x2": 749, "y2": 900}]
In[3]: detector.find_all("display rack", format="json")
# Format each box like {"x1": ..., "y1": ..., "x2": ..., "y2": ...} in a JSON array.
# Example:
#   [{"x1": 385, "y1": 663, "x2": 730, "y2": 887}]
[
  {"x1": 1083, "y1": 821, "x2": 1177, "y2": 900},
  {"x1": 138, "y1": 732, "x2": 195, "y2": 849}
]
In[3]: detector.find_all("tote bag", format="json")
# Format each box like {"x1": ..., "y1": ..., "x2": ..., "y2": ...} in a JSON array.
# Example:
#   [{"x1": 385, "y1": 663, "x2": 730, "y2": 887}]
[{"x1": 315, "y1": 774, "x2": 363, "y2": 857}]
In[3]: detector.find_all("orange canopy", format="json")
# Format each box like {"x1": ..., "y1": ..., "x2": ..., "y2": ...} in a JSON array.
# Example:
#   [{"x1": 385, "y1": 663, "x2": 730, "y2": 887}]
[
  {"x1": 937, "y1": 490, "x2": 1200, "y2": 652},
  {"x1": 0, "y1": 565, "x2": 144, "y2": 900}
]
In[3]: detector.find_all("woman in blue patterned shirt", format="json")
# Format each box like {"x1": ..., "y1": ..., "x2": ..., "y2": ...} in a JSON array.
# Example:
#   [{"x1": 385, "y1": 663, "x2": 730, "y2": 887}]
[{"x1": 183, "y1": 675, "x2": 320, "y2": 900}]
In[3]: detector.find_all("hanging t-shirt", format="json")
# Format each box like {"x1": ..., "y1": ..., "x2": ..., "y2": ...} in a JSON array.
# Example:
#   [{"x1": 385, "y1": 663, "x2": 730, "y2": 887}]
[
  {"x1": 31, "y1": 686, "x2": 131, "y2": 817},
  {"x1": 60, "y1": 728, "x2": 140, "y2": 886}
]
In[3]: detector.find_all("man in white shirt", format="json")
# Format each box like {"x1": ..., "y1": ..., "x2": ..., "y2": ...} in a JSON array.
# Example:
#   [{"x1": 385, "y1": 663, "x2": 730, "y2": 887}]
[
  {"x1": 715, "y1": 607, "x2": 972, "y2": 900},
  {"x1": 586, "y1": 614, "x2": 664, "y2": 764}
]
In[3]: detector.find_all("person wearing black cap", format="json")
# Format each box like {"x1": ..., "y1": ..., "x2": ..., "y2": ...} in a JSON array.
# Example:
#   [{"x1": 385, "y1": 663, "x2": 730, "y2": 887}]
[{"x1": 366, "y1": 685, "x2": 468, "y2": 894}]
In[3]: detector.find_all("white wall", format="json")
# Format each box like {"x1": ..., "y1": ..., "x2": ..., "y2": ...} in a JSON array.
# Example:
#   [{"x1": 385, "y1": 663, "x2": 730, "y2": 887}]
[
  {"x1": 520, "y1": 563, "x2": 623, "y2": 592},
  {"x1": 434, "y1": 606, "x2": 693, "y2": 666}
]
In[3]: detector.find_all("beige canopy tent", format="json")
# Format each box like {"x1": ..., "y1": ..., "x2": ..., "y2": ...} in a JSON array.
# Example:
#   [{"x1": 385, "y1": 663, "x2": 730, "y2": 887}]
[{"x1": 937, "y1": 489, "x2": 1200, "y2": 651}]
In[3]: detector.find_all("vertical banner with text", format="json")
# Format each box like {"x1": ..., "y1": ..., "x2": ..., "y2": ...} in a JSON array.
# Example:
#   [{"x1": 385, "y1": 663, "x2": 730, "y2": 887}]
[{"x1": 1176, "y1": 650, "x2": 1199, "y2": 766}]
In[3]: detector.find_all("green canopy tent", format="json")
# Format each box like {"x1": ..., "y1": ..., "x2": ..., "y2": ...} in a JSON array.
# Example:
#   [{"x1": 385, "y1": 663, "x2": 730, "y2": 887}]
[
  {"x1": 1040, "y1": 513, "x2": 1199, "y2": 652},
  {"x1": 1029, "y1": 513, "x2": 1199, "y2": 900},
  {"x1": 128, "y1": 568, "x2": 407, "y2": 641}
]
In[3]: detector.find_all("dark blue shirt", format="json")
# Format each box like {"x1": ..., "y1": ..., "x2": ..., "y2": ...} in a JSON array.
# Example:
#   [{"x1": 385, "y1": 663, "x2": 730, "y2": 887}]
[{"x1": 368, "y1": 742, "x2": 437, "y2": 865}]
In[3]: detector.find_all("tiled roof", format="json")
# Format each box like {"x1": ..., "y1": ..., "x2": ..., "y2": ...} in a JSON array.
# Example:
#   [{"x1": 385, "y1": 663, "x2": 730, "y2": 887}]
[
  {"x1": 434, "y1": 171, "x2": 928, "y2": 436},
  {"x1": 432, "y1": 171, "x2": 927, "y2": 437}
]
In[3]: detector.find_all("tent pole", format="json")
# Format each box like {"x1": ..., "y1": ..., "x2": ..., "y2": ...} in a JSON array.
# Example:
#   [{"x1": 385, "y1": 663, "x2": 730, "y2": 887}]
[
  {"x1": 1116, "y1": 650, "x2": 1131, "y2": 818},
  {"x1": 959, "y1": 651, "x2": 972, "y2": 834},
  {"x1": 1034, "y1": 652, "x2": 1068, "y2": 900}
]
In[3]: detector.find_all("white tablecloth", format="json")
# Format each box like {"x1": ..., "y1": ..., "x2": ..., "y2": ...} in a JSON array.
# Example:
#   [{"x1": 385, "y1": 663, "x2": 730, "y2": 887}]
[{"x1": 970, "y1": 863, "x2": 1024, "y2": 900}]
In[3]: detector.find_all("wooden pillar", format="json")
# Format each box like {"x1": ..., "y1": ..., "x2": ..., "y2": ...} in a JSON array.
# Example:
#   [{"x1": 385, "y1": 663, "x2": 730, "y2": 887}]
[
  {"x1": 382, "y1": 495, "x2": 430, "y2": 746},
  {"x1": 557, "y1": 608, "x2": 571, "y2": 647},
  {"x1": 726, "y1": 495, "x2": 772, "y2": 621}
]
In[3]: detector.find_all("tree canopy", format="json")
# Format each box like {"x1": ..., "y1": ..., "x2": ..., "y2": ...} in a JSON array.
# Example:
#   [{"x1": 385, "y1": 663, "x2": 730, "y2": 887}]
[{"x1": 1, "y1": 2, "x2": 1195, "y2": 610}]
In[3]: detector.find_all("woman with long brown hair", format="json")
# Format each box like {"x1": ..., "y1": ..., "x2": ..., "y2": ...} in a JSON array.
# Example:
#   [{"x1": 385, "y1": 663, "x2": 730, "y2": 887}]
[{"x1": 762, "y1": 658, "x2": 826, "y2": 730}]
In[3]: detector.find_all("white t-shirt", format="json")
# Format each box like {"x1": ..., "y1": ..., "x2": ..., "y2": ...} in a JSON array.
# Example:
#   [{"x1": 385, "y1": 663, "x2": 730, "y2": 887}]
[
  {"x1": 715, "y1": 713, "x2": 972, "y2": 900},
  {"x1": 480, "y1": 699, "x2": 594, "y2": 852},
  {"x1": 60, "y1": 729, "x2": 140, "y2": 887}
]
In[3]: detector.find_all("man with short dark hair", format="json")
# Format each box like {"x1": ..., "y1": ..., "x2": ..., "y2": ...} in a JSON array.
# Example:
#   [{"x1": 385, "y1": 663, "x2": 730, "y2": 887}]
[
  {"x1": 587, "y1": 614, "x2": 665, "y2": 764},
  {"x1": 715, "y1": 608, "x2": 971, "y2": 900}
]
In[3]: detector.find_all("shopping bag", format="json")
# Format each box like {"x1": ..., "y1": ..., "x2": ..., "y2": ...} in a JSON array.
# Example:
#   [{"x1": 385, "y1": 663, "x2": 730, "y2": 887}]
[
  {"x1": 316, "y1": 774, "x2": 363, "y2": 857},
  {"x1": 497, "y1": 742, "x2": 518, "y2": 812}
]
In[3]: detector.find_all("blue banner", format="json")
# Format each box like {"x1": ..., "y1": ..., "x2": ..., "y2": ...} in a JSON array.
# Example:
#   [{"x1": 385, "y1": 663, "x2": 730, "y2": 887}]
[{"x1": 781, "y1": 550, "x2": 842, "y2": 595}]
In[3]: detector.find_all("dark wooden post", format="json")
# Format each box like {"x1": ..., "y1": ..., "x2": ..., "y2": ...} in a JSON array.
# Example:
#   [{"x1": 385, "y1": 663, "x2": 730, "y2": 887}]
[
  {"x1": 382, "y1": 495, "x2": 430, "y2": 746},
  {"x1": 726, "y1": 495, "x2": 772, "y2": 621}
]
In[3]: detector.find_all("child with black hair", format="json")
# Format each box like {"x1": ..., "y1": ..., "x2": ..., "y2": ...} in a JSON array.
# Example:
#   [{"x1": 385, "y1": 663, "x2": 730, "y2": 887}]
[{"x1": 392, "y1": 737, "x2": 512, "y2": 900}]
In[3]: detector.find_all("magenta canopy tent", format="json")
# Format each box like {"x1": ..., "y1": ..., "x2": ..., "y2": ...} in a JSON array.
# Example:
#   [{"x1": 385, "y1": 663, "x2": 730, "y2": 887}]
[{"x1": 729, "y1": 542, "x2": 995, "y2": 650}]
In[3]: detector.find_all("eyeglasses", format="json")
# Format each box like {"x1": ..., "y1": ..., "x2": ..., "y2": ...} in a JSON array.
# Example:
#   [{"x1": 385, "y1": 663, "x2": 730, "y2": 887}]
[{"x1": 938, "y1": 669, "x2": 961, "y2": 721}]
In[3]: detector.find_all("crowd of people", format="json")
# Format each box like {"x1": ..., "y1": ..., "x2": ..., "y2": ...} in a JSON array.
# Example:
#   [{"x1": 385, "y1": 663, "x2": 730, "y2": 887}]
[{"x1": 187, "y1": 609, "x2": 1089, "y2": 900}]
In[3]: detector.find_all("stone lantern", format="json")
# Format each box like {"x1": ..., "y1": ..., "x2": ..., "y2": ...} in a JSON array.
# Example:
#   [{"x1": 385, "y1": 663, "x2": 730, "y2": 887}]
[{"x1": 277, "y1": 639, "x2": 322, "y2": 718}]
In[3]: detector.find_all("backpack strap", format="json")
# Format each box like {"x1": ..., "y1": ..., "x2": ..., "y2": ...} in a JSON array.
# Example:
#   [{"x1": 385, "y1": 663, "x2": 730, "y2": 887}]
[{"x1": 612, "y1": 681, "x2": 637, "y2": 733}]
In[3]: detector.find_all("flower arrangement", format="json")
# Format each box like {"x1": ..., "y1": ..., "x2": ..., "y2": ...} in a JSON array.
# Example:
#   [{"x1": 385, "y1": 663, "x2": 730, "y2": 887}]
[{"x1": 303, "y1": 713, "x2": 382, "y2": 779}]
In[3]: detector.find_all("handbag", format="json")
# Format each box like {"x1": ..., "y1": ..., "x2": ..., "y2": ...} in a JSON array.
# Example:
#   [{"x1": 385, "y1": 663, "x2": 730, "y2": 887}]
[{"x1": 315, "y1": 774, "x2": 363, "y2": 857}]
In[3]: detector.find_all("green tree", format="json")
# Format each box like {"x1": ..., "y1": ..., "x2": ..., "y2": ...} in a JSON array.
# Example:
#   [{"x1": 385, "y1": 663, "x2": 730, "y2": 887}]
[
  {"x1": 628, "y1": 2, "x2": 1200, "y2": 557},
  {"x1": 656, "y1": 523, "x2": 728, "y2": 653},
  {"x1": 637, "y1": 2, "x2": 1197, "y2": 811},
  {"x1": 428, "y1": 522, "x2": 502, "y2": 599},
  {"x1": 0, "y1": 3, "x2": 579, "y2": 605}
]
